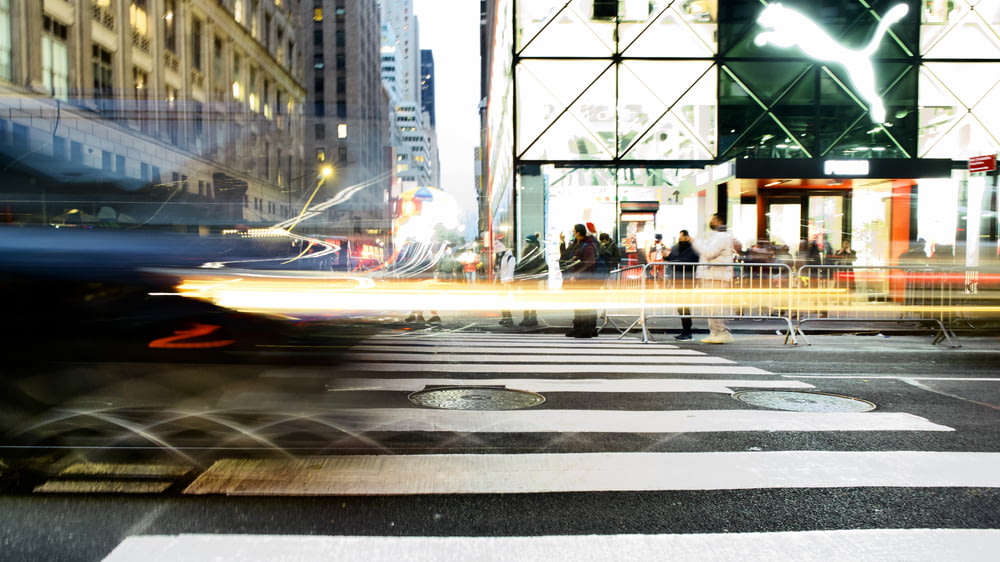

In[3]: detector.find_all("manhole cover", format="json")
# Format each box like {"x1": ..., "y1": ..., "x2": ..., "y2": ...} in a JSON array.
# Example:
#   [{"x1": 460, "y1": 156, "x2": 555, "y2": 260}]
[
  {"x1": 408, "y1": 386, "x2": 546, "y2": 410},
  {"x1": 732, "y1": 390, "x2": 876, "y2": 413}
]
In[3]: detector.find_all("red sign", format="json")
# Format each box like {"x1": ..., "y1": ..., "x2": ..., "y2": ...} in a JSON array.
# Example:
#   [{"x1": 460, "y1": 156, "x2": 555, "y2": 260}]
[{"x1": 969, "y1": 154, "x2": 996, "y2": 173}]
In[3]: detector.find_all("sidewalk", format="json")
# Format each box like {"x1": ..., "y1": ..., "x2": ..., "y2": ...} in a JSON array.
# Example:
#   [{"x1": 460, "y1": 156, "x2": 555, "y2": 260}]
[{"x1": 397, "y1": 308, "x2": 1000, "y2": 345}]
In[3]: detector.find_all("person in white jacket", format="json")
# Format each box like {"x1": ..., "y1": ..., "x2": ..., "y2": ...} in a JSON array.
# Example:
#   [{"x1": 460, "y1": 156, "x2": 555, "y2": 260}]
[
  {"x1": 693, "y1": 213, "x2": 735, "y2": 343},
  {"x1": 495, "y1": 240, "x2": 517, "y2": 326}
]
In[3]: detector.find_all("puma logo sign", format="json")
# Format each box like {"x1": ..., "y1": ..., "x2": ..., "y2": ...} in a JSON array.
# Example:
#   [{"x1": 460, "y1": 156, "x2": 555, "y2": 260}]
[{"x1": 754, "y1": 3, "x2": 909, "y2": 123}]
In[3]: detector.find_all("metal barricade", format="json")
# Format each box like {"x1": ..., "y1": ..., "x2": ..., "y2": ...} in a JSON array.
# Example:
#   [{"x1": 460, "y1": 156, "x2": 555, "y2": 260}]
[
  {"x1": 793, "y1": 265, "x2": 960, "y2": 347},
  {"x1": 640, "y1": 262, "x2": 799, "y2": 344},
  {"x1": 600, "y1": 265, "x2": 646, "y2": 339}
]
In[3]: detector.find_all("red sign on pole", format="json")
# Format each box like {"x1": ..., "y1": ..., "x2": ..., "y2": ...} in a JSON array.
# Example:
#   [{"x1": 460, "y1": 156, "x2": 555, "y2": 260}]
[{"x1": 969, "y1": 154, "x2": 997, "y2": 173}]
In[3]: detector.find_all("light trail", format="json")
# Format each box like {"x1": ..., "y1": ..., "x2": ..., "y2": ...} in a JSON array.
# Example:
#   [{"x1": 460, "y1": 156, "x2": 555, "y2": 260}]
[{"x1": 169, "y1": 272, "x2": 1000, "y2": 316}]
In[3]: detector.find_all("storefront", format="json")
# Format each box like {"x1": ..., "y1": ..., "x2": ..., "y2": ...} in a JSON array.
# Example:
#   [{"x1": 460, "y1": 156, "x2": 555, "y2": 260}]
[{"x1": 487, "y1": 0, "x2": 1000, "y2": 269}]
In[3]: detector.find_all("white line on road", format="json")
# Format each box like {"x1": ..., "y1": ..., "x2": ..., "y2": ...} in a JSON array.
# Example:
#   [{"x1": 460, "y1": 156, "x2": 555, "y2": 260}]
[
  {"x1": 183, "y1": 450, "x2": 991, "y2": 496},
  {"x1": 351, "y1": 344, "x2": 707, "y2": 355},
  {"x1": 311, "y1": 409, "x2": 952, "y2": 434},
  {"x1": 324, "y1": 378, "x2": 815, "y2": 393},
  {"x1": 338, "y1": 363, "x2": 769, "y2": 374},
  {"x1": 342, "y1": 353, "x2": 734, "y2": 364},
  {"x1": 104, "y1": 529, "x2": 1000, "y2": 562}
]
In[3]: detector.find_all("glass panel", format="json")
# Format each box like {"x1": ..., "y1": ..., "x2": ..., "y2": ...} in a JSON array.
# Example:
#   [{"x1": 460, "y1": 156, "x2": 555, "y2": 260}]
[
  {"x1": 620, "y1": 0, "x2": 717, "y2": 57},
  {"x1": 766, "y1": 202, "x2": 802, "y2": 253},
  {"x1": 922, "y1": 0, "x2": 1000, "y2": 57},
  {"x1": 619, "y1": 61, "x2": 716, "y2": 160},
  {"x1": 807, "y1": 195, "x2": 843, "y2": 251},
  {"x1": 516, "y1": 60, "x2": 616, "y2": 160},
  {"x1": 920, "y1": 63, "x2": 1000, "y2": 157},
  {"x1": 517, "y1": 0, "x2": 615, "y2": 57},
  {"x1": 852, "y1": 181, "x2": 893, "y2": 267}
]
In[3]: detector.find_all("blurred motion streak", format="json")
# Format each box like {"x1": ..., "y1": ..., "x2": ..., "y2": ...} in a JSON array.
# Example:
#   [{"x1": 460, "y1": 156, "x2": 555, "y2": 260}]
[
  {"x1": 171, "y1": 274, "x2": 1000, "y2": 316},
  {"x1": 147, "y1": 324, "x2": 236, "y2": 349}
]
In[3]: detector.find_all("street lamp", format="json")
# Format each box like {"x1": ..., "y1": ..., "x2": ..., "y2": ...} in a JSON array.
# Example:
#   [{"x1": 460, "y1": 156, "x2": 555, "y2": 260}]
[{"x1": 285, "y1": 163, "x2": 336, "y2": 233}]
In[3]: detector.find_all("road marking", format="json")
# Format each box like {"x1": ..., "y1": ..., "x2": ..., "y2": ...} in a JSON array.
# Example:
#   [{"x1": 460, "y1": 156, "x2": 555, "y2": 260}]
[
  {"x1": 372, "y1": 335, "x2": 677, "y2": 347},
  {"x1": 352, "y1": 344, "x2": 707, "y2": 355},
  {"x1": 105, "y1": 529, "x2": 1000, "y2": 562},
  {"x1": 339, "y1": 363, "x2": 769, "y2": 374},
  {"x1": 342, "y1": 353, "x2": 734, "y2": 364},
  {"x1": 184, "y1": 450, "x2": 991, "y2": 495},
  {"x1": 303, "y1": 409, "x2": 951, "y2": 434},
  {"x1": 324, "y1": 378, "x2": 815, "y2": 393}
]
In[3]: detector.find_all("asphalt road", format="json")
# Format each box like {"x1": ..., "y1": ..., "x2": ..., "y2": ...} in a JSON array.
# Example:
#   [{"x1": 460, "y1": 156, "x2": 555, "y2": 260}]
[{"x1": 1, "y1": 320, "x2": 998, "y2": 561}]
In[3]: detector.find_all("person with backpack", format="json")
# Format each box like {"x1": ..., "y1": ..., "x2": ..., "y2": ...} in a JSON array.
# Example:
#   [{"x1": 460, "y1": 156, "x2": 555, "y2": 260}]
[
  {"x1": 665, "y1": 229, "x2": 699, "y2": 341},
  {"x1": 564, "y1": 223, "x2": 599, "y2": 338},
  {"x1": 598, "y1": 233, "x2": 621, "y2": 272}
]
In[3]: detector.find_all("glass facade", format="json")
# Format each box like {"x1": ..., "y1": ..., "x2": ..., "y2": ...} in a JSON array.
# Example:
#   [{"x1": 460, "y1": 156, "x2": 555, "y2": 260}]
[{"x1": 491, "y1": 0, "x2": 1000, "y2": 265}]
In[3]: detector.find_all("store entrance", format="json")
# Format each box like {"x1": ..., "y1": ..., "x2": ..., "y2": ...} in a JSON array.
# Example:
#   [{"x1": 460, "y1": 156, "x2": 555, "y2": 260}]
[{"x1": 761, "y1": 190, "x2": 850, "y2": 260}]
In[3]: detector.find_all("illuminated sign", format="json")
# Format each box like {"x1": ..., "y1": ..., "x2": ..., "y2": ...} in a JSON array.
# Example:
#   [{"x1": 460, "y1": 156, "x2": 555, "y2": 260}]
[
  {"x1": 824, "y1": 160, "x2": 870, "y2": 176},
  {"x1": 755, "y1": 3, "x2": 909, "y2": 123},
  {"x1": 969, "y1": 155, "x2": 996, "y2": 174}
]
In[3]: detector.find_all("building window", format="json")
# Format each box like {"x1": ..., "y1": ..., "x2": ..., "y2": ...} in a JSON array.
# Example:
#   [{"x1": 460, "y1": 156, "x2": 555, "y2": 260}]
[
  {"x1": 164, "y1": 0, "x2": 177, "y2": 52},
  {"x1": 232, "y1": 53, "x2": 243, "y2": 100},
  {"x1": 92, "y1": 44, "x2": 114, "y2": 112},
  {"x1": 316, "y1": 147, "x2": 326, "y2": 162},
  {"x1": 130, "y1": 0, "x2": 150, "y2": 51},
  {"x1": 315, "y1": 123, "x2": 325, "y2": 140},
  {"x1": 43, "y1": 17, "x2": 69, "y2": 101},
  {"x1": 313, "y1": 8, "x2": 323, "y2": 22},
  {"x1": 248, "y1": 66, "x2": 258, "y2": 112},
  {"x1": 191, "y1": 18, "x2": 203, "y2": 70},
  {"x1": 116, "y1": 154, "x2": 126, "y2": 175},
  {"x1": 102, "y1": 150, "x2": 112, "y2": 171},
  {"x1": 337, "y1": 124, "x2": 347, "y2": 139}
]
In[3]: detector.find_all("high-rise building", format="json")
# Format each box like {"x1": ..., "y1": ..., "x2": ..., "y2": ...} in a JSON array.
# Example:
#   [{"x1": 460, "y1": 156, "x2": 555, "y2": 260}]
[
  {"x1": 0, "y1": 0, "x2": 307, "y2": 227},
  {"x1": 301, "y1": 0, "x2": 391, "y2": 241},
  {"x1": 379, "y1": 1, "x2": 433, "y2": 192},
  {"x1": 419, "y1": 49, "x2": 435, "y2": 128}
]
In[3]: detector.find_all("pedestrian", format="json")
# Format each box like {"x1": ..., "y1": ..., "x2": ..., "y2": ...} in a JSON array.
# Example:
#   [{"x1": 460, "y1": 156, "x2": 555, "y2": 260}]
[
  {"x1": 495, "y1": 240, "x2": 516, "y2": 326},
  {"x1": 647, "y1": 233, "x2": 667, "y2": 283},
  {"x1": 693, "y1": 213, "x2": 735, "y2": 344},
  {"x1": 807, "y1": 233, "x2": 834, "y2": 286},
  {"x1": 665, "y1": 229, "x2": 699, "y2": 341},
  {"x1": 598, "y1": 233, "x2": 621, "y2": 271},
  {"x1": 517, "y1": 233, "x2": 546, "y2": 327},
  {"x1": 459, "y1": 248, "x2": 479, "y2": 283},
  {"x1": 405, "y1": 310, "x2": 440, "y2": 324},
  {"x1": 564, "y1": 223, "x2": 599, "y2": 338}
]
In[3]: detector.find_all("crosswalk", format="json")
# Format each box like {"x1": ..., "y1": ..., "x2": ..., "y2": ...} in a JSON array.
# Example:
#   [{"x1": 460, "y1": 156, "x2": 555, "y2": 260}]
[
  {"x1": 184, "y1": 331, "x2": 996, "y2": 494},
  {"x1": 100, "y1": 332, "x2": 1000, "y2": 561}
]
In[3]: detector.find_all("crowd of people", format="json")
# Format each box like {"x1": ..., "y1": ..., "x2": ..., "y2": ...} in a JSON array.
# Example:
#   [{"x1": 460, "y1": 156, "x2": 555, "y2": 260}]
[{"x1": 404, "y1": 213, "x2": 889, "y2": 344}]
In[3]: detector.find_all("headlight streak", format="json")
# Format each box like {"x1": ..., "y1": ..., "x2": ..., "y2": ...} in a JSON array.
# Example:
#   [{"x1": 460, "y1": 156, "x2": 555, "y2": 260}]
[{"x1": 170, "y1": 273, "x2": 1000, "y2": 316}]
